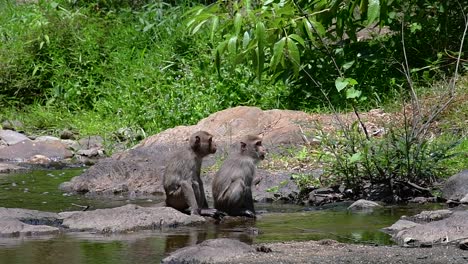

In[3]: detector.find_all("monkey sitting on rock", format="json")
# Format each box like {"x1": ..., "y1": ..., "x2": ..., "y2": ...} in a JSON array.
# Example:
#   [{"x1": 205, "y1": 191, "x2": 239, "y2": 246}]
[
  {"x1": 212, "y1": 135, "x2": 267, "y2": 218},
  {"x1": 163, "y1": 131, "x2": 223, "y2": 218}
]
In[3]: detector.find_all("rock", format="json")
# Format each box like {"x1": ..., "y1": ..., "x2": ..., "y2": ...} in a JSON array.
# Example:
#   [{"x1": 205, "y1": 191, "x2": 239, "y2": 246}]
[
  {"x1": 391, "y1": 210, "x2": 468, "y2": 247},
  {"x1": 308, "y1": 187, "x2": 342, "y2": 206},
  {"x1": 460, "y1": 239, "x2": 468, "y2": 250},
  {"x1": 402, "y1": 209, "x2": 453, "y2": 223},
  {"x1": 59, "y1": 158, "x2": 166, "y2": 195},
  {"x1": 60, "y1": 204, "x2": 205, "y2": 233},
  {"x1": 381, "y1": 220, "x2": 421, "y2": 235},
  {"x1": 35, "y1": 136, "x2": 61, "y2": 142},
  {"x1": 27, "y1": 154, "x2": 51, "y2": 164},
  {"x1": 0, "y1": 140, "x2": 73, "y2": 162},
  {"x1": 0, "y1": 162, "x2": 26, "y2": 173},
  {"x1": 347, "y1": 199, "x2": 382, "y2": 211},
  {"x1": 60, "y1": 130, "x2": 76, "y2": 140},
  {"x1": 0, "y1": 130, "x2": 30, "y2": 146},
  {"x1": 78, "y1": 136, "x2": 104, "y2": 149},
  {"x1": 253, "y1": 170, "x2": 300, "y2": 203},
  {"x1": 1, "y1": 120, "x2": 24, "y2": 131},
  {"x1": 161, "y1": 238, "x2": 255, "y2": 264},
  {"x1": 461, "y1": 194, "x2": 468, "y2": 204},
  {"x1": 442, "y1": 170, "x2": 468, "y2": 202},
  {"x1": 0, "y1": 207, "x2": 61, "y2": 237},
  {"x1": 408, "y1": 197, "x2": 437, "y2": 204}
]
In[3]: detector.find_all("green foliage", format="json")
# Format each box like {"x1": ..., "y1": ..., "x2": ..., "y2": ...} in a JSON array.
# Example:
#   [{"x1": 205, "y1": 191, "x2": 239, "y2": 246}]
[{"x1": 185, "y1": 0, "x2": 467, "y2": 109}]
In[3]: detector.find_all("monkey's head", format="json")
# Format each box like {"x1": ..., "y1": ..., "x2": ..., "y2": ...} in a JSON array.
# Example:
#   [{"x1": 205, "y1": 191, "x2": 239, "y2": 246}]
[
  {"x1": 190, "y1": 130, "x2": 217, "y2": 157},
  {"x1": 240, "y1": 135, "x2": 267, "y2": 162}
]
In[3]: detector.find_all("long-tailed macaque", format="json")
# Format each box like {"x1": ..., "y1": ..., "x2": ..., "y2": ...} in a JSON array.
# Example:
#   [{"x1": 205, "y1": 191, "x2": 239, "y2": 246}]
[
  {"x1": 163, "y1": 131, "x2": 221, "y2": 218},
  {"x1": 212, "y1": 135, "x2": 267, "y2": 218}
]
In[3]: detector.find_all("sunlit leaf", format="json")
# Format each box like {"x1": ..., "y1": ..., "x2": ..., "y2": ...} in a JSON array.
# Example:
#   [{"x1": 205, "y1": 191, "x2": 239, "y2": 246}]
[
  {"x1": 228, "y1": 35, "x2": 237, "y2": 55},
  {"x1": 346, "y1": 87, "x2": 362, "y2": 99},
  {"x1": 349, "y1": 152, "x2": 362, "y2": 163},
  {"x1": 271, "y1": 37, "x2": 286, "y2": 71},
  {"x1": 211, "y1": 16, "x2": 219, "y2": 42},
  {"x1": 342, "y1": 60, "x2": 355, "y2": 71},
  {"x1": 242, "y1": 31, "x2": 250, "y2": 49},
  {"x1": 191, "y1": 20, "x2": 208, "y2": 35},
  {"x1": 234, "y1": 13, "x2": 242, "y2": 35},
  {"x1": 335, "y1": 77, "x2": 348, "y2": 92},
  {"x1": 367, "y1": 0, "x2": 380, "y2": 25}
]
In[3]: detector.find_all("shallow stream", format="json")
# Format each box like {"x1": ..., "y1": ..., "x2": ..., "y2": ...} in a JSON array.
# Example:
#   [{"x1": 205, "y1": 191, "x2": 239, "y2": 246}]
[{"x1": 0, "y1": 169, "x2": 444, "y2": 264}]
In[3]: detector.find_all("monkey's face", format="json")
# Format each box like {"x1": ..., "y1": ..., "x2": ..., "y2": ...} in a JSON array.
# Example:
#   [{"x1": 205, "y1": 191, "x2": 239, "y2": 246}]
[{"x1": 208, "y1": 136, "x2": 217, "y2": 154}]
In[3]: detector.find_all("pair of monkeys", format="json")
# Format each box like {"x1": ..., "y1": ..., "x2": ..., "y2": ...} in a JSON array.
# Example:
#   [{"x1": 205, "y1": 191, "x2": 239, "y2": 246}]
[{"x1": 163, "y1": 131, "x2": 266, "y2": 218}]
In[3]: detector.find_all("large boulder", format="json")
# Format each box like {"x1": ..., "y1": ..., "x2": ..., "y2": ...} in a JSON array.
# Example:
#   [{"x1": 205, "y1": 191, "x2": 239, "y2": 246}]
[
  {"x1": 162, "y1": 238, "x2": 255, "y2": 264},
  {"x1": 442, "y1": 170, "x2": 468, "y2": 202},
  {"x1": 0, "y1": 129, "x2": 30, "y2": 146},
  {"x1": 60, "y1": 106, "x2": 316, "y2": 195}
]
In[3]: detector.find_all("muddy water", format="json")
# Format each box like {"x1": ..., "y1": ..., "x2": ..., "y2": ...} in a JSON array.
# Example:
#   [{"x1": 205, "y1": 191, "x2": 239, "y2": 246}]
[{"x1": 0, "y1": 169, "x2": 444, "y2": 264}]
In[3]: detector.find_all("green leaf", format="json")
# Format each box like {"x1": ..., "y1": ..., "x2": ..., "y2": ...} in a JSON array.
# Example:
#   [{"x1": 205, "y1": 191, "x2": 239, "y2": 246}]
[
  {"x1": 346, "y1": 87, "x2": 362, "y2": 99},
  {"x1": 242, "y1": 31, "x2": 250, "y2": 49},
  {"x1": 228, "y1": 35, "x2": 237, "y2": 55},
  {"x1": 210, "y1": 16, "x2": 219, "y2": 42},
  {"x1": 271, "y1": 37, "x2": 286, "y2": 71},
  {"x1": 342, "y1": 60, "x2": 355, "y2": 71},
  {"x1": 234, "y1": 13, "x2": 242, "y2": 35},
  {"x1": 289, "y1": 34, "x2": 305, "y2": 47},
  {"x1": 410, "y1": 23, "x2": 422, "y2": 33},
  {"x1": 335, "y1": 77, "x2": 348, "y2": 92},
  {"x1": 286, "y1": 37, "x2": 300, "y2": 76},
  {"x1": 191, "y1": 20, "x2": 208, "y2": 35},
  {"x1": 367, "y1": 0, "x2": 380, "y2": 25},
  {"x1": 349, "y1": 152, "x2": 362, "y2": 163}
]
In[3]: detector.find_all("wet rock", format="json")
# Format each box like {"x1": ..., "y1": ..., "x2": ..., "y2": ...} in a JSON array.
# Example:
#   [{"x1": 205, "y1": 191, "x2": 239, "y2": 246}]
[
  {"x1": 0, "y1": 130, "x2": 30, "y2": 146},
  {"x1": 60, "y1": 204, "x2": 205, "y2": 233},
  {"x1": 408, "y1": 197, "x2": 437, "y2": 204},
  {"x1": 161, "y1": 238, "x2": 255, "y2": 264},
  {"x1": 442, "y1": 170, "x2": 468, "y2": 202},
  {"x1": 460, "y1": 194, "x2": 468, "y2": 204},
  {"x1": 0, "y1": 207, "x2": 61, "y2": 237},
  {"x1": 0, "y1": 140, "x2": 73, "y2": 162},
  {"x1": 389, "y1": 210, "x2": 468, "y2": 247},
  {"x1": 347, "y1": 199, "x2": 382, "y2": 212}
]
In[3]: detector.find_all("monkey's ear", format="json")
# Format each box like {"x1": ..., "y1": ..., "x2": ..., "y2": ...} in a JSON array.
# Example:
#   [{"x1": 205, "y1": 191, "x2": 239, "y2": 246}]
[{"x1": 240, "y1": 141, "x2": 247, "y2": 150}]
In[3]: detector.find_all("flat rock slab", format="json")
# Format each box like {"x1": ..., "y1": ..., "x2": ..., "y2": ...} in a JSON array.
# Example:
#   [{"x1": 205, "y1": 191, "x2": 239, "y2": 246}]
[
  {"x1": 60, "y1": 204, "x2": 206, "y2": 233},
  {"x1": 0, "y1": 140, "x2": 73, "y2": 162},
  {"x1": 390, "y1": 210, "x2": 468, "y2": 247},
  {"x1": 162, "y1": 238, "x2": 255, "y2": 264},
  {"x1": 0, "y1": 207, "x2": 61, "y2": 237}
]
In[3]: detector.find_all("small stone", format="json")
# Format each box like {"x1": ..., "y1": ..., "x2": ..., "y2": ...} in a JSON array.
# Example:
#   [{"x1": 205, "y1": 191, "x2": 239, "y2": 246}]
[{"x1": 60, "y1": 130, "x2": 76, "y2": 140}]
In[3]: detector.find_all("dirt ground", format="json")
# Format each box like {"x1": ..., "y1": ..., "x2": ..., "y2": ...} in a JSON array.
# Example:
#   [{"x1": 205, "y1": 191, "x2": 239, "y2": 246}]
[{"x1": 227, "y1": 240, "x2": 468, "y2": 264}]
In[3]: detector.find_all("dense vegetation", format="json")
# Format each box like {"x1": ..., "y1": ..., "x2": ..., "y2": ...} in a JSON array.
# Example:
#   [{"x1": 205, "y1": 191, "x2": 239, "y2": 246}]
[{"x1": 0, "y1": 0, "x2": 466, "y2": 189}]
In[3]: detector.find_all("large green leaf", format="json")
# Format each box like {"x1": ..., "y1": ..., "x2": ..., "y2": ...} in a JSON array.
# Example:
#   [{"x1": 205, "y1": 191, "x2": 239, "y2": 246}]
[
  {"x1": 271, "y1": 37, "x2": 286, "y2": 72},
  {"x1": 367, "y1": 0, "x2": 380, "y2": 25},
  {"x1": 335, "y1": 77, "x2": 349, "y2": 92},
  {"x1": 242, "y1": 31, "x2": 250, "y2": 49},
  {"x1": 286, "y1": 37, "x2": 300, "y2": 76},
  {"x1": 346, "y1": 87, "x2": 362, "y2": 99},
  {"x1": 228, "y1": 35, "x2": 237, "y2": 55},
  {"x1": 234, "y1": 13, "x2": 243, "y2": 35},
  {"x1": 210, "y1": 16, "x2": 219, "y2": 42}
]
